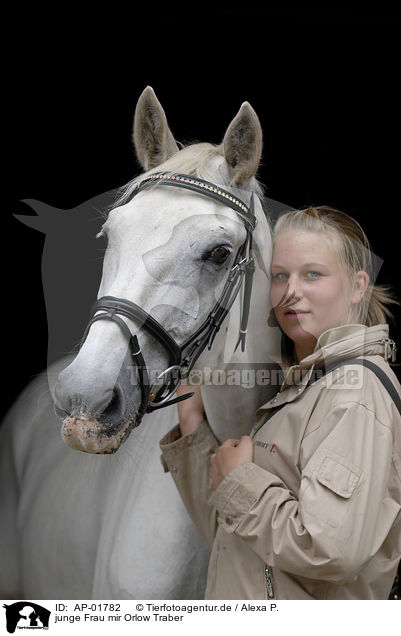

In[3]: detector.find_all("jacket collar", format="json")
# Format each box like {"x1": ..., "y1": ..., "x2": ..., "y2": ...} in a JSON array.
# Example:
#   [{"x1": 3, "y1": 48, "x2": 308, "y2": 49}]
[{"x1": 281, "y1": 323, "x2": 390, "y2": 391}]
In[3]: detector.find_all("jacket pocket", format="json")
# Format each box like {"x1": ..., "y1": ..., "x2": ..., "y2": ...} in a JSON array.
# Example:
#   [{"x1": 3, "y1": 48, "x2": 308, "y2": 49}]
[
  {"x1": 316, "y1": 455, "x2": 361, "y2": 498},
  {"x1": 300, "y1": 452, "x2": 363, "y2": 530}
]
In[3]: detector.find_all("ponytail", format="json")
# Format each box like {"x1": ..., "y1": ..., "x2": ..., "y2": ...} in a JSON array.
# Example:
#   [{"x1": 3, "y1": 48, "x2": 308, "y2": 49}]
[{"x1": 364, "y1": 284, "x2": 398, "y2": 326}]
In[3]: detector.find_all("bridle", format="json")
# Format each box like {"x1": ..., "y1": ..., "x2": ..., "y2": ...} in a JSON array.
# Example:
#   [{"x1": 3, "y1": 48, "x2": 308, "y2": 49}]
[{"x1": 80, "y1": 172, "x2": 259, "y2": 425}]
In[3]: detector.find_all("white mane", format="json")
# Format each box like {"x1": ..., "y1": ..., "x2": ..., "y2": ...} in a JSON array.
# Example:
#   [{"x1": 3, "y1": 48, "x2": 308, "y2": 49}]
[{"x1": 113, "y1": 142, "x2": 265, "y2": 210}]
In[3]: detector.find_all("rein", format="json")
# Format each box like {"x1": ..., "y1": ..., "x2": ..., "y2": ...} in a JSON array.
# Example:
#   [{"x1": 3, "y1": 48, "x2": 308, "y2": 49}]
[{"x1": 80, "y1": 172, "x2": 259, "y2": 424}]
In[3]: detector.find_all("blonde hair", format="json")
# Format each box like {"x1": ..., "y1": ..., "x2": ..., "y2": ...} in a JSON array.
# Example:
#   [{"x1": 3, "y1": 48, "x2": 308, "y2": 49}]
[{"x1": 273, "y1": 206, "x2": 397, "y2": 326}]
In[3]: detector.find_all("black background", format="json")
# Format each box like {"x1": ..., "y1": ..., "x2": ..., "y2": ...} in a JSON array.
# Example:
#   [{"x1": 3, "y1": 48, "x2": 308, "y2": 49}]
[{"x1": 3, "y1": 7, "x2": 400, "y2": 420}]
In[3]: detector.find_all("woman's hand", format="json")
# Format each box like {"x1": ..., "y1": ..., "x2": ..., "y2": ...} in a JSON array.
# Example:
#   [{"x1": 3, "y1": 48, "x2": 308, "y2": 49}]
[
  {"x1": 176, "y1": 383, "x2": 205, "y2": 436},
  {"x1": 209, "y1": 436, "x2": 253, "y2": 490}
]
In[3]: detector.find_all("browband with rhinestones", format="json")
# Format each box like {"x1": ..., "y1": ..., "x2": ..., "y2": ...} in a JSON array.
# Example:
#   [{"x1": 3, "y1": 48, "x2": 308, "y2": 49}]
[{"x1": 135, "y1": 172, "x2": 257, "y2": 231}]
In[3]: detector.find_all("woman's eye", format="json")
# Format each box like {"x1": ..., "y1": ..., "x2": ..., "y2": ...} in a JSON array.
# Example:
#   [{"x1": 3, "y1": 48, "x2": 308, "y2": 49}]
[
  {"x1": 307, "y1": 271, "x2": 321, "y2": 278},
  {"x1": 205, "y1": 246, "x2": 231, "y2": 264}
]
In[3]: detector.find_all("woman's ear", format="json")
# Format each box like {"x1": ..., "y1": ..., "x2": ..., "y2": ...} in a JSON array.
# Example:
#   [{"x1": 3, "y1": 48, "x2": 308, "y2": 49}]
[{"x1": 351, "y1": 270, "x2": 370, "y2": 304}]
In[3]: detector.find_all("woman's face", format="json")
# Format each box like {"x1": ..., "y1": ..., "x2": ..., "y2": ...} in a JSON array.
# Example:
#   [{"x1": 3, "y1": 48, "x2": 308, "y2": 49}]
[{"x1": 271, "y1": 231, "x2": 358, "y2": 361}]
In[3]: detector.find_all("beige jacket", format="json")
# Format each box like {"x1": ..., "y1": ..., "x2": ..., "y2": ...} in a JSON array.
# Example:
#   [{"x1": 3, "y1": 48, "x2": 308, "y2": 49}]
[{"x1": 160, "y1": 324, "x2": 401, "y2": 599}]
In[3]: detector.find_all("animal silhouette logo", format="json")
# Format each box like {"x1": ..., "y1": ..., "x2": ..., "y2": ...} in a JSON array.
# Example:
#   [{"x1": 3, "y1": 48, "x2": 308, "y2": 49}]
[{"x1": 2, "y1": 602, "x2": 51, "y2": 633}]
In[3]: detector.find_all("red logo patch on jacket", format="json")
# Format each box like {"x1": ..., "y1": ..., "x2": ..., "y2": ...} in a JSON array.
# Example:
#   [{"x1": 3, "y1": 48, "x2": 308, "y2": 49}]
[{"x1": 254, "y1": 440, "x2": 276, "y2": 453}]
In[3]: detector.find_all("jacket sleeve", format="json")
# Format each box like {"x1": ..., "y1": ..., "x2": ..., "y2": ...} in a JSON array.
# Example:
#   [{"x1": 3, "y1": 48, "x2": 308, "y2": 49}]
[
  {"x1": 159, "y1": 419, "x2": 219, "y2": 550},
  {"x1": 210, "y1": 401, "x2": 399, "y2": 583}
]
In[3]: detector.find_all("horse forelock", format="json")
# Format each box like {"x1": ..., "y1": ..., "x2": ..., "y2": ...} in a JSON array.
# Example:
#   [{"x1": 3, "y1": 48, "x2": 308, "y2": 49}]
[{"x1": 110, "y1": 142, "x2": 264, "y2": 214}]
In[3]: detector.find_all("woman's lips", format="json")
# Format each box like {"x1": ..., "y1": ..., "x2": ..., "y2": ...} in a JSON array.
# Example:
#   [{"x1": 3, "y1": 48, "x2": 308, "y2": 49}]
[{"x1": 283, "y1": 310, "x2": 310, "y2": 320}]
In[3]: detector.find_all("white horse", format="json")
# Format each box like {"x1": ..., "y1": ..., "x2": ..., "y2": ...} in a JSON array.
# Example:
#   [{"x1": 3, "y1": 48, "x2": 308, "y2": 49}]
[{"x1": 0, "y1": 87, "x2": 283, "y2": 599}]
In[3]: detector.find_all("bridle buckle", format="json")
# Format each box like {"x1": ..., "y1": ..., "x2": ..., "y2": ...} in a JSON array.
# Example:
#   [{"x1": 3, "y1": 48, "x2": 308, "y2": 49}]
[{"x1": 148, "y1": 365, "x2": 182, "y2": 407}]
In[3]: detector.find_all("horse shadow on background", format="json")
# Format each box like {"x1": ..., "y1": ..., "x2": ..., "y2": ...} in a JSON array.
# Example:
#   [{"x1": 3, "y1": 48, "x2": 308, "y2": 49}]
[{"x1": 15, "y1": 189, "x2": 118, "y2": 370}]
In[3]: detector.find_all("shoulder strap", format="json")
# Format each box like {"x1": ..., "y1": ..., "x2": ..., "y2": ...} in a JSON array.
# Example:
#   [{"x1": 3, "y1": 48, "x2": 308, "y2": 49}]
[
  {"x1": 258, "y1": 358, "x2": 401, "y2": 433},
  {"x1": 309, "y1": 358, "x2": 401, "y2": 416}
]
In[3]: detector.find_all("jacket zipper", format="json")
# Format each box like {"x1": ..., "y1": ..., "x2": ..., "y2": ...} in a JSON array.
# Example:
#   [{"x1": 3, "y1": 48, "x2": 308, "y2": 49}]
[{"x1": 264, "y1": 565, "x2": 275, "y2": 599}]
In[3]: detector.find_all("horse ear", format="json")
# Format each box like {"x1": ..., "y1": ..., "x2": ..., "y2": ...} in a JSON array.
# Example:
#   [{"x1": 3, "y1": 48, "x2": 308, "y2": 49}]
[
  {"x1": 133, "y1": 86, "x2": 179, "y2": 170},
  {"x1": 222, "y1": 102, "x2": 263, "y2": 186}
]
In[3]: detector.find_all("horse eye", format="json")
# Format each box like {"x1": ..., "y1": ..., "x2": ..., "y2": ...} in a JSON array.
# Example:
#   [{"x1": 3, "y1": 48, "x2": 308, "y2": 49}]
[{"x1": 207, "y1": 246, "x2": 231, "y2": 264}]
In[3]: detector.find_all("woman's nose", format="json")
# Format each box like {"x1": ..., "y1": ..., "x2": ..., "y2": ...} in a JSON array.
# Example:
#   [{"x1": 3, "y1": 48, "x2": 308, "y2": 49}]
[{"x1": 281, "y1": 276, "x2": 303, "y2": 307}]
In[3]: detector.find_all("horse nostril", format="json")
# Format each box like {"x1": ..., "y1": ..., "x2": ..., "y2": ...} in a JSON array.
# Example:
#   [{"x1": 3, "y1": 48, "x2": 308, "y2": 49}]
[
  {"x1": 97, "y1": 384, "x2": 127, "y2": 426},
  {"x1": 53, "y1": 383, "x2": 70, "y2": 416},
  {"x1": 54, "y1": 403, "x2": 68, "y2": 420},
  {"x1": 53, "y1": 379, "x2": 115, "y2": 420},
  {"x1": 101, "y1": 390, "x2": 119, "y2": 418}
]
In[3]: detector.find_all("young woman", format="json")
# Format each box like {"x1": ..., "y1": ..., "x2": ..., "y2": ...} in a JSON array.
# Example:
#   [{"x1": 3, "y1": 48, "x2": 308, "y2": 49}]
[{"x1": 160, "y1": 206, "x2": 401, "y2": 600}]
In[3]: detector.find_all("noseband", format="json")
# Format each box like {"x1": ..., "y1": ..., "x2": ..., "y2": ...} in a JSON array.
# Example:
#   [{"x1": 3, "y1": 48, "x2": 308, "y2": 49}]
[{"x1": 80, "y1": 172, "x2": 258, "y2": 424}]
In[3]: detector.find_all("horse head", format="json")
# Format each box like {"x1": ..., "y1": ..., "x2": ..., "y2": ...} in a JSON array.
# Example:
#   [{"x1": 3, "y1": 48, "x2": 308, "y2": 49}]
[{"x1": 54, "y1": 86, "x2": 280, "y2": 453}]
